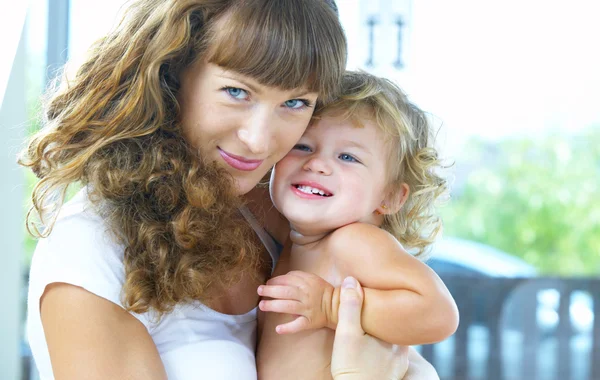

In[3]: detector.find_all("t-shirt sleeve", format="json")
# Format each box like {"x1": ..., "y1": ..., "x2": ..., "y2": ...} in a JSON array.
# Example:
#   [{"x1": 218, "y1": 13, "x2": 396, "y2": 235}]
[
  {"x1": 27, "y1": 200, "x2": 154, "y2": 331},
  {"x1": 26, "y1": 192, "x2": 154, "y2": 378},
  {"x1": 30, "y1": 212, "x2": 126, "y2": 309}
]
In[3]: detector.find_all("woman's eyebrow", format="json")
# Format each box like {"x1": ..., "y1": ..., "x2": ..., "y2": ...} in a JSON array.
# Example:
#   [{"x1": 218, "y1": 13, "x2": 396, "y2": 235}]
[
  {"x1": 290, "y1": 90, "x2": 316, "y2": 99},
  {"x1": 219, "y1": 73, "x2": 261, "y2": 94},
  {"x1": 219, "y1": 73, "x2": 315, "y2": 99}
]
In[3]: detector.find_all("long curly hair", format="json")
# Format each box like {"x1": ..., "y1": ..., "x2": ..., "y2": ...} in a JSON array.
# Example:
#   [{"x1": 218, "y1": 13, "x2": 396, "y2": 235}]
[
  {"x1": 313, "y1": 71, "x2": 448, "y2": 258},
  {"x1": 19, "y1": 0, "x2": 347, "y2": 314}
]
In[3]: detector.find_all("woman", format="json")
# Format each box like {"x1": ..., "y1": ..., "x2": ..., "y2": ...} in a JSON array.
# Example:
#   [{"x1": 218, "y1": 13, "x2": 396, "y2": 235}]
[{"x1": 20, "y1": 0, "x2": 439, "y2": 379}]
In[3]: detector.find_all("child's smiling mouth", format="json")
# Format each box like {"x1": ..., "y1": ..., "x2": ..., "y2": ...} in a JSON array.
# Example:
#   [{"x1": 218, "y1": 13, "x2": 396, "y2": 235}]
[{"x1": 291, "y1": 182, "x2": 333, "y2": 197}]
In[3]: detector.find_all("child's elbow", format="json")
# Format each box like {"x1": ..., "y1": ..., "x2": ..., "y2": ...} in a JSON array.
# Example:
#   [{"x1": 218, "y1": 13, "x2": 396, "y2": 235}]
[
  {"x1": 430, "y1": 297, "x2": 460, "y2": 341},
  {"x1": 441, "y1": 303, "x2": 460, "y2": 339}
]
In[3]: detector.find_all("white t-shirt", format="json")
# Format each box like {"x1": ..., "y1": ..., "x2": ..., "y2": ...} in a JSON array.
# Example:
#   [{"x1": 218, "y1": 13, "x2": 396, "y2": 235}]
[{"x1": 27, "y1": 189, "x2": 280, "y2": 380}]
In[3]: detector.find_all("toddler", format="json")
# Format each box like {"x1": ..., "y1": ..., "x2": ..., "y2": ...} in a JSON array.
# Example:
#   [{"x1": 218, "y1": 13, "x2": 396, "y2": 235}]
[{"x1": 257, "y1": 71, "x2": 458, "y2": 379}]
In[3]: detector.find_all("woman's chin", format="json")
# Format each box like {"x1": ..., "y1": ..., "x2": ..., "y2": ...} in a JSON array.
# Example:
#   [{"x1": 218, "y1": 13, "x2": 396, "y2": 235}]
[{"x1": 233, "y1": 177, "x2": 262, "y2": 196}]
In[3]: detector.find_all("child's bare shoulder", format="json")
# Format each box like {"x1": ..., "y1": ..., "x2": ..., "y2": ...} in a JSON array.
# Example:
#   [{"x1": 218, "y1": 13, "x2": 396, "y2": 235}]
[{"x1": 326, "y1": 223, "x2": 405, "y2": 258}]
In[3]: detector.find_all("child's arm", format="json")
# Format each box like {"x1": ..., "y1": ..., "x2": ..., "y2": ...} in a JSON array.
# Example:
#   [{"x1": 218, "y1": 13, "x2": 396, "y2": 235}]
[
  {"x1": 259, "y1": 223, "x2": 458, "y2": 346},
  {"x1": 329, "y1": 223, "x2": 458, "y2": 345}
]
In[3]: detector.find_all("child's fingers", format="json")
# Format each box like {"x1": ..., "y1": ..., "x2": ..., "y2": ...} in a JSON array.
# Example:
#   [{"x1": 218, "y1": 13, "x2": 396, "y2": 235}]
[
  {"x1": 266, "y1": 274, "x2": 301, "y2": 287},
  {"x1": 259, "y1": 299, "x2": 304, "y2": 315},
  {"x1": 276, "y1": 316, "x2": 309, "y2": 334},
  {"x1": 257, "y1": 284, "x2": 302, "y2": 301},
  {"x1": 286, "y1": 270, "x2": 315, "y2": 280}
]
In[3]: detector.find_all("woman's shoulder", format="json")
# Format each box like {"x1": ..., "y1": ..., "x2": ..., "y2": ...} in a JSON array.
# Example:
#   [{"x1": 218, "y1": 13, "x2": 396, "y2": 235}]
[
  {"x1": 39, "y1": 188, "x2": 122, "y2": 258},
  {"x1": 29, "y1": 187, "x2": 127, "y2": 307}
]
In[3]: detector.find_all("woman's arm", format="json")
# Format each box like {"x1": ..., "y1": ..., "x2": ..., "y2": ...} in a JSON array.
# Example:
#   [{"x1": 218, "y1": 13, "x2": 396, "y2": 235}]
[{"x1": 41, "y1": 283, "x2": 167, "y2": 380}]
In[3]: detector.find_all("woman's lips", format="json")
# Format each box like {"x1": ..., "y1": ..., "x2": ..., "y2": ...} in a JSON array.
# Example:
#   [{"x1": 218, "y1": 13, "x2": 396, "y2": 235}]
[{"x1": 218, "y1": 148, "x2": 264, "y2": 171}]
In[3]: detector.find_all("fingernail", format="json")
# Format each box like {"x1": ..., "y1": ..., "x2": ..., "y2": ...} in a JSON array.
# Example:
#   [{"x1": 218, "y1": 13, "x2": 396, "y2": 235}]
[
  {"x1": 342, "y1": 276, "x2": 357, "y2": 289},
  {"x1": 257, "y1": 286, "x2": 263, "y2": 295}
]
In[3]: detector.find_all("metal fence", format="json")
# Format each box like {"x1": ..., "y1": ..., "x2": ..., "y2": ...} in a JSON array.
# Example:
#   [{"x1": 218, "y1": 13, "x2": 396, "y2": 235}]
[{"x1": 421, "y1": 277, "x2": 600, "y2": 380}]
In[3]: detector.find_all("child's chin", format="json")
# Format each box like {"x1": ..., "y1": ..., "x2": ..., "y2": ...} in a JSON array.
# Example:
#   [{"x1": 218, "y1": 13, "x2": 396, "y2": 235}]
[{"x1": 288, "y1": 213, "x2": 325, "y2": 227}]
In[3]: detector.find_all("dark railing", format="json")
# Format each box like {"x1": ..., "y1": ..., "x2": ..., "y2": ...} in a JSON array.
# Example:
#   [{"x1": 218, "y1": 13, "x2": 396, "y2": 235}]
[{"x1": 421, "y1": 277, "x2": 600, "y2": 380}]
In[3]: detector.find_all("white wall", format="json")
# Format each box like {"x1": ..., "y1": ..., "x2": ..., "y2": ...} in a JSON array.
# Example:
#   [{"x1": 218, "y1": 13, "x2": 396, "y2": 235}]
[
  {"x1": 341, "y1": 0, "x2": 600, "y2": 158},
  {"x1": 0, "y1": 10, "x2": 27, "y2": 380}
]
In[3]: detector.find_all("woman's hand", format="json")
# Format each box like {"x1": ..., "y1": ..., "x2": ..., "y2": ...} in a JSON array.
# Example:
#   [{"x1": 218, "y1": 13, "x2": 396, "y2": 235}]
[
  {"x1": 331, "y1": 276, "x2": 409, "y2": 380},
  {"x1": 404, "y1": 347, "x2": 440, "y2": 380}
]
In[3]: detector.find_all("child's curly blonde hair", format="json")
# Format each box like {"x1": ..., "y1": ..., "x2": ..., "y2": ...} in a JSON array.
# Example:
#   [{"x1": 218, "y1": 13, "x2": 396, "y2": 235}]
[{"x1": 313, "y1": 71, "x2": 448, "y2": 258}]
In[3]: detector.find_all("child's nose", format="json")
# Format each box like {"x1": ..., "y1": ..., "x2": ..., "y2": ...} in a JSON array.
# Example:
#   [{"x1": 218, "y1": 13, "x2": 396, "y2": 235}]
[{"x1": 302, "y1": 156, "x2": 332, "y2": 175}]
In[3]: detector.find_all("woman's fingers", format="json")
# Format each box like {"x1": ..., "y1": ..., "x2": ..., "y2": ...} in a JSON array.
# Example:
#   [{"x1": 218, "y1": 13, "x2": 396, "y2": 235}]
[
  {"x1": 331, "y1": 276, "x2": 365, "y2": 379},
  {"x1": 335, "y1": 277, "x2": 365, "y2": 337},
  {"x1": 332, "y1": 277, "x2": 411, "y2": 380}
]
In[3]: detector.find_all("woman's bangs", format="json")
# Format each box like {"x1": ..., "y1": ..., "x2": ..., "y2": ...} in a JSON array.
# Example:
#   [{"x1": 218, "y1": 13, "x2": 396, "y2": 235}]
[{"x1": 204, "y1": 0, "x2": 346, "y2": 102}]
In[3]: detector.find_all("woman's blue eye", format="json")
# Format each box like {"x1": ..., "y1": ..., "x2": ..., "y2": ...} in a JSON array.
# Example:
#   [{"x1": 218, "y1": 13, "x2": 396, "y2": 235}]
[
  {"x1": 339, "y1": 153, "x2": 358, "y2": 162},
  {"x1": 284, "y1": 99, "x2": 309, "y2": 109},
  {"x1": 225, "y1": 87, "x2": 248, "y2": 100},
  {"x1": 294, "y1": 144, "x2": 311, "y2": 152}
]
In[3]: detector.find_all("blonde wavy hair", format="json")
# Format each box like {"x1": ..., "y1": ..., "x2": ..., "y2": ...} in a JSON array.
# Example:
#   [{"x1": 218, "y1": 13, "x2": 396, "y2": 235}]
[
  {"x1": 314, "y1": 71, "x2": 448, "y2": 258},
  {"x1": 19, "y1": 0, "x2": 347, "y2": 314}
]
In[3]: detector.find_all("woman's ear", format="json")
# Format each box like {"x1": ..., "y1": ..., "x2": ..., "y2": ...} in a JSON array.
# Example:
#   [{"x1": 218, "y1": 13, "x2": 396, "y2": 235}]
[{"x1": 376, "y1": 183, "x2": 410, "y2": 215}]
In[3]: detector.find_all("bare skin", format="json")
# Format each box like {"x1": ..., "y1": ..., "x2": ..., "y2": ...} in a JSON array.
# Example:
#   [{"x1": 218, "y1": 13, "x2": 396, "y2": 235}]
[
  {"x1": 257, "y1": 224, "x2": 456, "y2": 380},
  {"x1": 41, "y1": 284, "x2": 168, "y2": 380},
  {"x1": 331, "y1": 279, "x2": 440, "y2": 380}
]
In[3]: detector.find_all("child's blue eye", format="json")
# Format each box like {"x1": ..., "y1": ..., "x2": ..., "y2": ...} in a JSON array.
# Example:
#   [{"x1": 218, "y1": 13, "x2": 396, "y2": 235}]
[
  {"x1": 225, "y1": 87, "x2": 248, "y2": 100},
  {"x1": 284, "y1": 99, "x2": 310, "y2": 109},
  {"x1": 293, "y1": 144, "x2": 312, "y2": 152},
  {"x1": 339, "y1": 153, "x2": 358, "y2": 163}
]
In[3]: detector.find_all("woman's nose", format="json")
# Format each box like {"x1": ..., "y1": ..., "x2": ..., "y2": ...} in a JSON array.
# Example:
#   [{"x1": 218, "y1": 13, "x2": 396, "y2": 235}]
[
  {"x1": 237, "y1": 109, "x2": 272, "y2": 155},
  {"x1": 302, "y1": 155, "x2": 332, "y2": 175}
]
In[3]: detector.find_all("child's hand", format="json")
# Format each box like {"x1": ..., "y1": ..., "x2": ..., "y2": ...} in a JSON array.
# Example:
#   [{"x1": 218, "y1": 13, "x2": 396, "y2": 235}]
[{"x1": 257, "y1": 270, "x2": 337, "y2": 334}]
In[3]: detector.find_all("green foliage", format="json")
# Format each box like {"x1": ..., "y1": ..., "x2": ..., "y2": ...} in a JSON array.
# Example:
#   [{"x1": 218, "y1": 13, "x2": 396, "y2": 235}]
[{"x1": 441, "y1": 127, "x2": 600, "y2": 276}]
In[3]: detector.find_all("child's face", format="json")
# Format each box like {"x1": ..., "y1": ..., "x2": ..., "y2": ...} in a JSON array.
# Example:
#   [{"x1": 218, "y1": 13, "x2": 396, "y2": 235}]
[{"x1": 270, "y1": 115, "x2": 391, "y2": 234}]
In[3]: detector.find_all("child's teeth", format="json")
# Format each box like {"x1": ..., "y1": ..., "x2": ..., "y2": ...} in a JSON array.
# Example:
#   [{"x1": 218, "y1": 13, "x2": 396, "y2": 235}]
[{"x1": 297, "y1": 185, "x2": 328, "y2": 196}]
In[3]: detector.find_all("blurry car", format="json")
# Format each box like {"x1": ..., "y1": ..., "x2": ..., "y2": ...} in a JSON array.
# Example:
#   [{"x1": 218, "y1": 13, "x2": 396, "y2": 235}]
[{"x1": 426, "y1": 237, "x2": 593, "y2": 334}]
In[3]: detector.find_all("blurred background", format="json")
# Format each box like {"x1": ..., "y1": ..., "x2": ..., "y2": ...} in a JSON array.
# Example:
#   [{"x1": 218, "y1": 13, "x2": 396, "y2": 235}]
[{"x1": 1, "y1": 0, "x2": 599, "y2": 379}]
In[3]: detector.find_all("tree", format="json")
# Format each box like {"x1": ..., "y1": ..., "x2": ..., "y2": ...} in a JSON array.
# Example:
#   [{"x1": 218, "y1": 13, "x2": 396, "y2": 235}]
[{"x1": 441, "y1": 127, "x2": 600, "y2": 275}]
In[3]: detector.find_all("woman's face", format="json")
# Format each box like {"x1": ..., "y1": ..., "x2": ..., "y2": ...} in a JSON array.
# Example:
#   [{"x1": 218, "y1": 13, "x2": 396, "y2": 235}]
[{"x1": 179, "y1": 62, "x2": 318, "y2": 195}]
